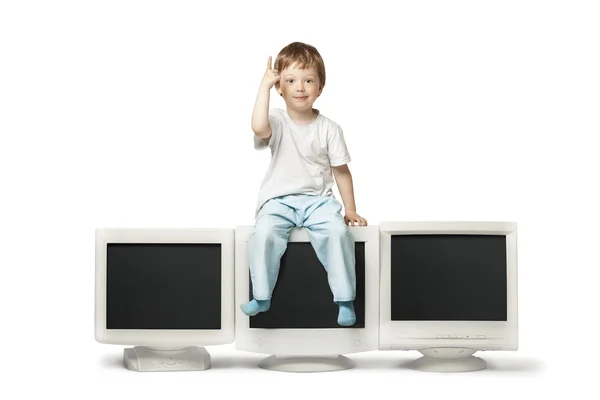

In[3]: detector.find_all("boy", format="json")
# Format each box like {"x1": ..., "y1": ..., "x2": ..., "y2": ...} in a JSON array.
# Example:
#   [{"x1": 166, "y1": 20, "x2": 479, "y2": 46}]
[{"x1": 241, "y1": 42, "x2": 367, "y2": 326}]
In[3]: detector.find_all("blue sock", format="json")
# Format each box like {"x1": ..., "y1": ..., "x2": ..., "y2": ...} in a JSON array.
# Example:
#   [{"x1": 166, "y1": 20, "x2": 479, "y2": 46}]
[
  {"x1": 240, "y1": 299, "x2": 271, "y2": 316},
  {"x1": 337, "y1": 301, "x2": 356, "y2": 326}
]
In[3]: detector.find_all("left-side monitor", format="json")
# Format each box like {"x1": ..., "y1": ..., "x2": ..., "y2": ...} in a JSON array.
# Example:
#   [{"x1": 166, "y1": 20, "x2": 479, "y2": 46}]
[{"x1": 95, "y1": 228, "x2": 235, "y2": 372}]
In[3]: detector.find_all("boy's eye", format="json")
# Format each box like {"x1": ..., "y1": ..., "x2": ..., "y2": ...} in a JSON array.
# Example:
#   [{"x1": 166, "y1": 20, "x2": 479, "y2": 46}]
[
  {"x1": 306, "y1": 79, "x2": 313, "y2": 83},
  {"x1": 286, "y1": 79, "x2": 294, "y2": 83}
]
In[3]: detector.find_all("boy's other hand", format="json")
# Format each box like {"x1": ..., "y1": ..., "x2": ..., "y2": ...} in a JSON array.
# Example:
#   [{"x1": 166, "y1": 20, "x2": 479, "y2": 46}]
[
  {"x1": 261, "y1": 56, "x2": 281, "y2": 89},
  {"x1": 344, "y1": 211, "x2": 368, "y2": 227}
]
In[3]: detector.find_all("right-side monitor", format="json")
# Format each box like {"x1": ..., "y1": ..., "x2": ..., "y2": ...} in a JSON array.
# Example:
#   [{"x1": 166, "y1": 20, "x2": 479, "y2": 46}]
[{"x1": 379, "y1": 221, "x2": 518, "y2": 372}]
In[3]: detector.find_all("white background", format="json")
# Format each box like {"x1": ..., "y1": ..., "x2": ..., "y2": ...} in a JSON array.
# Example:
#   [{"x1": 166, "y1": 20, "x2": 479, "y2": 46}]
[{"x1": 1, "y1": 0, "x2": 598, "y2": 398}]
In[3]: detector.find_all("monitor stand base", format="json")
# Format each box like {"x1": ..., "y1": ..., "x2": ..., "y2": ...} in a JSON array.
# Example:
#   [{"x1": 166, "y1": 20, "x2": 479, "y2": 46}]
[
  {"x1": 408, "y1": 348, "x2": 486, "y2": 372},
  {"x1": 123, "y1": 346, "x2": 211, "y2": 372},
  {"x1": 259, "y1": 355, "x2": 355, "y2": 373}
]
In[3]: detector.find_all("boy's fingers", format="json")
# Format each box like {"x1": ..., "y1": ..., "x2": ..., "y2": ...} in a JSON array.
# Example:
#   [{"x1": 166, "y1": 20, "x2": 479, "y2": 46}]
[{"x1": 267, "y1": 56, "x2": 272, "y2": 70}]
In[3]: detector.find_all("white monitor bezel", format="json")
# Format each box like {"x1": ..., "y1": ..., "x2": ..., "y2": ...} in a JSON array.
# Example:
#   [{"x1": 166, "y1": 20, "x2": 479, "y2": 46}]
[
  {"x1": 379, "y1": 221, "x2": 518, "y2": 351},
  {"x1": 95, "y1": 228, "x2": 235, "y2": 347},
  {"x1": 235, "y1": 225, "x2": 380, "y2": 356}
]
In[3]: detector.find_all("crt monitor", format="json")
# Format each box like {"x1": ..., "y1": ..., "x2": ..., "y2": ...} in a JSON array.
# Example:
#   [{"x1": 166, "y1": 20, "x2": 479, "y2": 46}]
[
  {"x1": 95, "y1": 228, "x2": 235, "y2": 372},
  {"x1": 235, "y1": 225, "x2": 380, "y2": 372},
  {"x1": 378, "y1": 221, "x2": 518, "y2": 372}
]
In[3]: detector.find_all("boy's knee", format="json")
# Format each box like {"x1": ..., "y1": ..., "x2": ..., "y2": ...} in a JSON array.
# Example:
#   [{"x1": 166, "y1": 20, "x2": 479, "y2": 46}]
[
  {"x1": 252, "y1": 220, "x2": 281, "y2": 244},
  {"x1": 327, "y1": 221, "x2": 351, "y2": 239}
]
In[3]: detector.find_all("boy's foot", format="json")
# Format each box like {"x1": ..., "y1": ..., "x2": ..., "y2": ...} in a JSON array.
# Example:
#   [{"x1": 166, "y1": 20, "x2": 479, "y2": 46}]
[
  {"x1": 337, "y1": 301, "x2": 356, "y2": 326},
  {"x1": 240, "y1": 299, "x2": 271, "y2": 316}
]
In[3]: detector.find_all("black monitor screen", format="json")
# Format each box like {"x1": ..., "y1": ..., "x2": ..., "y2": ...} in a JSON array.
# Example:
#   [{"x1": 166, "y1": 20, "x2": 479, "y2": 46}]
[
  {"x1": 250, "y1": 242, "x2": 366, "y2": 329},
  {"x1": 106, "y1": 243, "x2": 221, "y2": 329},
  {"x1": 390, "y1": 234, "x2": 507, "y2": 321}
]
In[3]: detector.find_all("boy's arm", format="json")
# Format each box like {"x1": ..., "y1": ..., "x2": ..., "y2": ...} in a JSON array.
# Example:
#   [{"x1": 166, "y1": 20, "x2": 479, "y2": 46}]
[
  {"x1": 252, "y1": 56, "x2": 280, "y2": 139},
  {"x1": 252, "y1": 83, "x2": 272, "y2": 139},
  {"x1": 332, "y1": 164, "x2": 368, "y2": 226}
]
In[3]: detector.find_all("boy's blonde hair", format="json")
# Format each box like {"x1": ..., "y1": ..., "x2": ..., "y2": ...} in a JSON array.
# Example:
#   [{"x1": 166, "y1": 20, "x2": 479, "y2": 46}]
[{"x1": 274, "y1": 42, "x2": 326, "y2": 90}]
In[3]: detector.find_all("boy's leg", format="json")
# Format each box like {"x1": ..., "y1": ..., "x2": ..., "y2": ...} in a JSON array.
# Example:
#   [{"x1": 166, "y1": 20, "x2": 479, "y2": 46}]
[
  {"x1": 302, "y1": 196, "x2": 356, "y2": 326},
  {"x1": 241, "y1": 198, "x2": 296, "y2": 316}
]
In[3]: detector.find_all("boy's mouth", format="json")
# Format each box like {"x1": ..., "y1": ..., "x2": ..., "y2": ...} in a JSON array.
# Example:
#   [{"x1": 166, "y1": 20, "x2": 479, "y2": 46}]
[{"x1": 294, "y1": 96, "x2": 309, "y2": 100}]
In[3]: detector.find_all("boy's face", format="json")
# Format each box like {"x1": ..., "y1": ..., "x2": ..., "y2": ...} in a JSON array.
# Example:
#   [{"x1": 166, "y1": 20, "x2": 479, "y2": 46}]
[{"x1": 276, "y1": 63, "x2": 322, "y2": 112}]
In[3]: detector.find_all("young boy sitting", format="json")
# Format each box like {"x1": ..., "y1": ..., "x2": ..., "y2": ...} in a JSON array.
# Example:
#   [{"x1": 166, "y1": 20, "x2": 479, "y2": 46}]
[{"x1": 241, "y1": 42, "x2": 367, "y2": 326}]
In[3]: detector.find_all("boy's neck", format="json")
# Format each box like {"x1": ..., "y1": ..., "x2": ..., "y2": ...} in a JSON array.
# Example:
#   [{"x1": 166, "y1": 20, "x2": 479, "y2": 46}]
[{"x1": 286, "y1": 107, "x2": 319, "y2": 126}]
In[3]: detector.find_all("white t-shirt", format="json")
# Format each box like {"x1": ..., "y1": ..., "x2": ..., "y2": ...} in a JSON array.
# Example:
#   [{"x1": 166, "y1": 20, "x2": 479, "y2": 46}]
[{"x1": 253, "y1": 108, "x2": 351, "y2": 217}]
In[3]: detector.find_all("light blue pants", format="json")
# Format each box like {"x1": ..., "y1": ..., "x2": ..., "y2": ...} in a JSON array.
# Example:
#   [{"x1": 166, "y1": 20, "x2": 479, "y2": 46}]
[{"x1": 248, "y1": 194, "x2": 356, "y2": 302}]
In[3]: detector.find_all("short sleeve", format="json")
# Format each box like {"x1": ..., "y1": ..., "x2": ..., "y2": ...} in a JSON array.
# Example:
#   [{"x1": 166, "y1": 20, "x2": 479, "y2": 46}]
[
  {"x1": 253, "y1": 108, "x2": 283, "y2": 150},
  {"x1": 327, "y1": 125, "x2": 351, "y2": 166}
]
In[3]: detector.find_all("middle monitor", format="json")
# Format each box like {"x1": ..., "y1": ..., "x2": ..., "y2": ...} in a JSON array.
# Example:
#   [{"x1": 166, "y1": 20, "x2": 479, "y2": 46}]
[{"x1": 235, "y1": 225, "x2": 379, "y2": 372}]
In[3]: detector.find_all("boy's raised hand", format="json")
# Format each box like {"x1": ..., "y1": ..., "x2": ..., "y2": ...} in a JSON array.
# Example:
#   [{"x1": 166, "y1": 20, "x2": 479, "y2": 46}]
[{"x1": 261, "y1": 56, "x2": 281, "y2": 89}]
